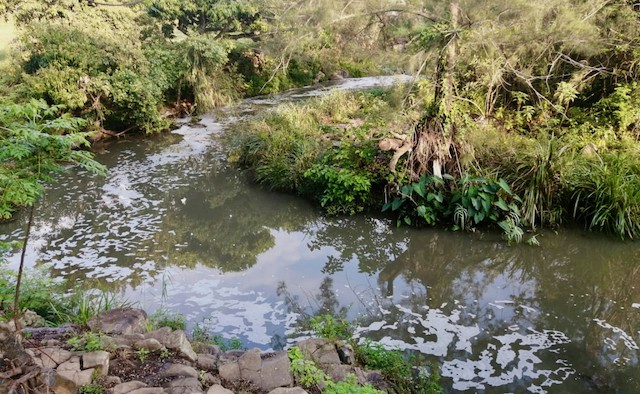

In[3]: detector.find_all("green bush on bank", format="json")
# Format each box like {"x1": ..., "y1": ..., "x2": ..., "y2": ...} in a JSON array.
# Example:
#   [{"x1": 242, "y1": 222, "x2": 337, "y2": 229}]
[
  {"x1": 231, "y1": 83, "x2": 640, "y2": 240},
  {"x1": 230, "y1": 89, "x2": 407, "y2": 213}
]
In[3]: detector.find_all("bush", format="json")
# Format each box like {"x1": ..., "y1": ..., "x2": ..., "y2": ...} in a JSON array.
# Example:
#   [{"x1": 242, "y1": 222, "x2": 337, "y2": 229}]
[
  {"x1": 16, "y1": 23, "x2": 170, "y2": 134},
  {"x1": 568, "y1": 152, "x2": 640, "y2": 239},
  {"x1": 230, "y1": 90, "x2": 403, "y2": 214}
]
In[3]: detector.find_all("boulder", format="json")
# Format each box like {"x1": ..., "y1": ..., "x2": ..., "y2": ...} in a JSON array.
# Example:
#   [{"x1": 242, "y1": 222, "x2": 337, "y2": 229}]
[
  {"x1": 134, "y1": 338, "x2": 165, "y2": 352},
  {"x1": 83, "y1": 350, "x2": 110, "y2": 376},
  {"x1": 158, "y1": 363, "x2": 199, "y2": 379},
  {"x1": 113, "y1": 380, "x2": 147, "y2": 394},
  {"x1": 57, "y1": 356, "x2": 81, "y2": 372},
  {"x1": 129, "y1": 388, "x2": 167, "y2": 394},
  {"x1": 146, "y1": 328, "x2": 197, "y2": 362},
  {"x1": 268, "y1": 388, "x2": 309, "y2": 394},
  {"x1": 260, "y1": 352, "x2": 293, "y2": 391},
  {"x1": 57, "y1": 368, "x2": 95, "y2": 388},
  {"x1": 201, "y1": 372, "x2": 220, "y2": 386},
  {"x1": 295, "y1": 338, "x2": 341, "y2": 366},
  {"x1": 87, "y1": 308, "x2": 147, "y2": 335},
  {"x1": 238, "y1": 348, "x2": 261, "y2": 384},
  {"x1": 164, "y1": 377, "x2": 203, "y2": 394},
  {"x1": 35, "y1": 347, "x2": 73, "y2": 369},
  {"x1": 218, "y1": 361, "x2": 240, "y2": 381},
  {"x1": 206, "y1": 384, "x2": 233, "y2": 394},
  {"x1": 196, "y1": 354, "x2": 217, "y2": 371}
]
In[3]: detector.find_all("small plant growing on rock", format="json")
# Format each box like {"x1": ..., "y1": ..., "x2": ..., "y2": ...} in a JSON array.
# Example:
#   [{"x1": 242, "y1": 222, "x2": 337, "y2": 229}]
[
  {"x1": 79, "y1": 384, "x2": 104, "y2": 394},
  {"x1": 67, "y1": 332, "x2": 108, "y2": 352},
  {"x1": 308, "y1": 314, "x2": 353, "y2": 342},
  {"x1": 136, "y1": 348, "x2": 150, "y2": 363},
  {"x1": 147, "y1": 308, "x2": 186, "y2": 331}
]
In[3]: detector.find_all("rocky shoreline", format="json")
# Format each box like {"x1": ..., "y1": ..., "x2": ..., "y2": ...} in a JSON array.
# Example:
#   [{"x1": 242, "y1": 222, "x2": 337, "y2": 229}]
[{"x1": 0, "y1": 308, "x2": 391, "y2": 394}]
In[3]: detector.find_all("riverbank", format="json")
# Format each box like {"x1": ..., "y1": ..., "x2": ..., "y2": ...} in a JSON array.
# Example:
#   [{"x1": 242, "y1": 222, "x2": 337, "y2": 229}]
[
  {"x1": 0, "y1": 307, "x2": 442, "y2": 394},
  {"x1": 231, "y1": 85, "x2": 640, "y2": 241}
]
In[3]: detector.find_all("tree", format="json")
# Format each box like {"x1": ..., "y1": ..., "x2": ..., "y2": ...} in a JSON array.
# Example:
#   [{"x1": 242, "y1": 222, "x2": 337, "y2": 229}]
[{"x1": 149, "y1": 0, "x2": 262, "y2": 38}]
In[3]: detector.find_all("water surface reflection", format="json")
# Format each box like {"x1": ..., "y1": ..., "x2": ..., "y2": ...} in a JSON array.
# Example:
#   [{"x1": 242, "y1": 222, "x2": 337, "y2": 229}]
[{"x1": 1, "y1": 78, "x2": 638, "y2": 392}]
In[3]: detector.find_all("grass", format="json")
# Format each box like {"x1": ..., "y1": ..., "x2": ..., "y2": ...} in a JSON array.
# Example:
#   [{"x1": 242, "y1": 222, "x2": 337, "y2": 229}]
[{"x1": 229, "y1": 88, "x2": 413, "y2": 213}]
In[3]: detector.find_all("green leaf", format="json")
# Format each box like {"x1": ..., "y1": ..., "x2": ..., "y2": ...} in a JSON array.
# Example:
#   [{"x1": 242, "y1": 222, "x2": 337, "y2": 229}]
[
  {"x1": 391, "y1": 198, "x2": 404, "y2": 211},
  {"x1": 494, "y1": 198, "x2": 509, "y2": 211},
  {"x1": 412, "y1": 182, "x2": 426, "y2": 198},
  {"x1": 417, "y1": 205, "x2": 427, "y2": 217},
  {"x1": 498, "y1": 179, "x2": 512, "y2": 194}
]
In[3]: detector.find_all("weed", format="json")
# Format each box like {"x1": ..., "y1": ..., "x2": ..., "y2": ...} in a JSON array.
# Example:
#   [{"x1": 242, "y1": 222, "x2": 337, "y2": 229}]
[
  {"x1": 148, "y1": 309, "x2": 186, "y2": 331},
  {"x1": 0, "y1": 264, "x2": 70, "y2": 324},
  {"x1": 67, "y1": 332, "x2": 110, "y2": 352},
  {"x1": 136, "y1": 348, "x2": 150, "y2": 363},
  {"x1": 79, "y1": 384, "x2": 104, "y2": 394},
  {"x1": 308, "y1": 315, "x2": 354, "y2": 342},
  {"x1": 53, "y1": 291, "x2": 132, "y2": 327},
  {"x1": 190, "y1": 322, "x2": 244, "y2": 351},
  {"x1": 288, "y1": 346, "x2": 383, "y2": 393},
  {"x1": 159, "y1": 348, "x2": 171, "y2": 361}
]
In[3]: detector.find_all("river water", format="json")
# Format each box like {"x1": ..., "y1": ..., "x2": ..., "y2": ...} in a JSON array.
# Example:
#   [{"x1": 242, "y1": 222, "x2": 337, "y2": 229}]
[{"x1": 1, "y1": 77, "x2": 639, "y2": 393}]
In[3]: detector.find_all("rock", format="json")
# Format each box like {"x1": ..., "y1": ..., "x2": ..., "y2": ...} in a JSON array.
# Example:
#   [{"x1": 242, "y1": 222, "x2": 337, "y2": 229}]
[
  {"x1": 268, "y1": 388, "x2": 309, "y2": 394},
  {"x1": 113, "y1": 380, "x2": 148, "y2": 394},
  {"x1": 53, "y1": 370, "x2": 77, "y2": 394},
  {"x1": 23, "y1": 325, "x2": 75, "y2": 340},
  {"x1": 218, "y1": 361, "x2": 240, "y2": 381},
  {"x1": 57, "y1": 368, "x2": 95, "y2": 387},
  {"x1": 134, "y1": 338, "x2": 165, "y2": 352},
  {"x1": 87, "y1": 308, "x2": 147, "y2": 335},
  {"x1": 196, "y1": 354, "x2": 217, "y2": 371},
  {"x1": 23, "y1": 310, "x2": 46, "y2": 327},
  {"x1": 219, "y1": 349, "x2": 244, "y2": 363},
  {"x1": 45, "y1": 339, "x2": 62, "y2": 347},
  {"x1": 202, "y1": 372, "x2": 220, "y2": 386},
  {"x1": 35, "y1": 347, "x2": 73, "y2": 368},
  {"x1": 57, "y1": 356, "x2": 81, "y2": 371},
  {"x1": 165, "y1": 377, "x2": 203, "y2": 394},
  {"x1": 238, "y1": 348, "x2": 261, "y2": 384},
  {"x1": 129, "y1": 388, "x2": 167, "y2": 394},
  {"x1": 201, "y1": 344, "x2": 221, "y2": 357},
  {"x1": 103, "y1": 375, "x2": 122, "y2": 386},
  {"x1": 206, "y1": 384, "x2": 233, "y2": 394},
  {"x1": 260, "y1": 352, "x2": 293, "y2": 391},
  {"x1": 146, "y1": 328, "x2": 197, "y2": 362},
  {"x1": 83, "y1": 350, "x2": 110, "y2": 376},
  {"x1": 336, "y1": 341, "x2": 354, "y2": 365},
  {"x1": 325, "y1": 364, "x2": 353, "y2": 382},
  {"x1": 295, "y1": 338, "x2": 341, "y2": 365},
  {"x1": 158, "y1": 363, "x2": 199, "y2": 378},
  {"x1": 330, "y1": 70, "x2": 349, "y2": 80}
]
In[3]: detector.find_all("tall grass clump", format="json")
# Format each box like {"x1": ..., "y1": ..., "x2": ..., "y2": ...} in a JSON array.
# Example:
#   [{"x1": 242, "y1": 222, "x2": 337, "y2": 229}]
[
  {"x1": 230, "y1": 90, "x2": 403, "y2": 211},
  {"x1": 502, "y1": 137, "x2": 569, "y2": 228},
  {"x1": 232, "y1": 102, "x2": 326, "y2": 191},
  {"x1": 568, "y1": 152, "x2": 640, "y2": 239}
]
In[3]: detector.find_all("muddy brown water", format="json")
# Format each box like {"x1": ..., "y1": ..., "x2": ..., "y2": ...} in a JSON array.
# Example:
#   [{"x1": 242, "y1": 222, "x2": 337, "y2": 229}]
[{"x1": 1, "y1": 77, "x2": 639, "y2": 393}]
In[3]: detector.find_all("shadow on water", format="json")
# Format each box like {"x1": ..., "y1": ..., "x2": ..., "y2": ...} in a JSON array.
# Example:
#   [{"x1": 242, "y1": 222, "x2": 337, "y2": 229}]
[{"x1": 1, "y1": 77, "x2": 639, "y2": 392}]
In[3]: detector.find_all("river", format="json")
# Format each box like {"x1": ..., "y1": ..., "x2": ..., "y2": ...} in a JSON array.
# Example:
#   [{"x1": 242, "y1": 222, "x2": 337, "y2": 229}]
[{"x1": 1, "y1": 77, "x2": 639, "y2": 393}]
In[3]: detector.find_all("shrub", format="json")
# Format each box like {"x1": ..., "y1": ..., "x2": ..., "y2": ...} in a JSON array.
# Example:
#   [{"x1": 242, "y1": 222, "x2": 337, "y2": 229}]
[
  {"x1": 568, "y1": 152, "x2": 640, "y2": 239},
  {"x1": 16, "y1": 23, "x2": 170, "y2": 134}
]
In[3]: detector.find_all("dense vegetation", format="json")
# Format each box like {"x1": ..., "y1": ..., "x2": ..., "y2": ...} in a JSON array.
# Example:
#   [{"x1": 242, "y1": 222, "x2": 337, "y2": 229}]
[
  {"x1": 2, "y1": 1, "x2": 640, "y2": 235},
  {"x1": 230, "y1": 0, "x2": 640, "y2": 240}
]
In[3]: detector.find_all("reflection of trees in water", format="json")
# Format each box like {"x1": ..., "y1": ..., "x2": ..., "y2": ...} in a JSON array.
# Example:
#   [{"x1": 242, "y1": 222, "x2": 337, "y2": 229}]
[
  {"x1": 138, "y1": 164, "x2": 317, "y2": 273},
  {"x1": 308, "y1": 224, "x2": 640, "y2": 390}
]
